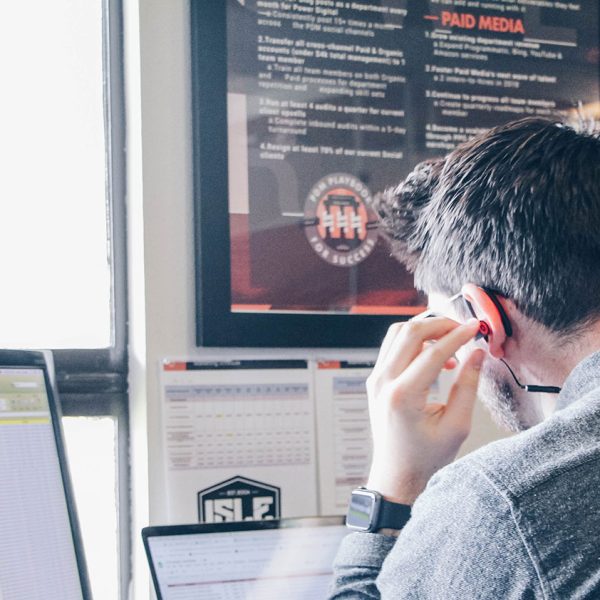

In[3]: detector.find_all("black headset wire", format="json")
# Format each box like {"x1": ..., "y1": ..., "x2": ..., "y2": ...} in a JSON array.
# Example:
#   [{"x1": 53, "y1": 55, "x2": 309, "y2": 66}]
[{"x1": 482, "y1": 288, "x2": 561, "y2": 395}]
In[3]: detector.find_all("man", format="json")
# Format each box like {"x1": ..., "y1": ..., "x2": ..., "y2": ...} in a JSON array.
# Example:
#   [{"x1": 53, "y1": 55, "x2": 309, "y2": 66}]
[{"x1": 330, "y1": 117, "x2": 600, "y2": 598}]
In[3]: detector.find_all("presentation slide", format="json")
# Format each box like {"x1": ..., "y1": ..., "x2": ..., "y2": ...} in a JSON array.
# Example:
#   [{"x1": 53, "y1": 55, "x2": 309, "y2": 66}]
[{"x1": 226, "y1": 0, "x2": 599, "y2": 315}]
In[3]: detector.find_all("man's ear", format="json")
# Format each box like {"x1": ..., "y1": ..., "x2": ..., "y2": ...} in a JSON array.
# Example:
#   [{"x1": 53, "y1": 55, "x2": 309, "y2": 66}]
[{"x1": 461, "y1": 283, "x2": 508, "y2": 358}]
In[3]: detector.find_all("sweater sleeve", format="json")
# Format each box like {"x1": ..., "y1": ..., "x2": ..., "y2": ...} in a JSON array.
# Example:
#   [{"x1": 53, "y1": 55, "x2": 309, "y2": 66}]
[
  {"x1": 329, "y1": 461, "x2": 545, "y2": 599},
  {"x1": 329, "y1": 532, "x2": 397, "y2": 598}
]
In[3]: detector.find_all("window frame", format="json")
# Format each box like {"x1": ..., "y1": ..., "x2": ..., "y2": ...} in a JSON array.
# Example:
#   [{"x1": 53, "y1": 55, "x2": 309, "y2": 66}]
[{"x1": 51, "y1": 0, "x2": 130, "y2": 597}]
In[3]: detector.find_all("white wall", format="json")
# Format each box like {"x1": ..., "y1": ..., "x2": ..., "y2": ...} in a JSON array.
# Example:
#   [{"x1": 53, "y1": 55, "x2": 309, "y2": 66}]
[{"x1": 124, "y1": 1, "x2": 506, "y2": 597}]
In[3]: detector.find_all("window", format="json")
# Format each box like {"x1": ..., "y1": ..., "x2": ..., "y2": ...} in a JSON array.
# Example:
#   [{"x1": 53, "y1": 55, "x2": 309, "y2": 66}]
[
  {"x1": 0, "y1": 0, "x2": 128, "y2": 598},
  {"x1": 63, "y1": 416, "x2": 120, "y2": 600}
]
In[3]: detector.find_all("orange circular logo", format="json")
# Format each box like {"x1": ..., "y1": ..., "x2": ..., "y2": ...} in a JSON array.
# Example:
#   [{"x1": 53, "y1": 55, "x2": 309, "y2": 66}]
[{"x1": 303, "y1": 173, "x2": 378, "y2": 267}]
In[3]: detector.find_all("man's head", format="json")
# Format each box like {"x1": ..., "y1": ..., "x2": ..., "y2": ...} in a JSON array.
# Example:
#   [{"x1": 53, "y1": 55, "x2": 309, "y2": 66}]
[{"x1": 377, "y1": 117, "x2": 600, "y2": 431}]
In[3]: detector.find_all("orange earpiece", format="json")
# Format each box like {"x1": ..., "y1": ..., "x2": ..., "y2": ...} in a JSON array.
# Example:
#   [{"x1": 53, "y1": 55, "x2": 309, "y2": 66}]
[
  {"x1": 477, "y1": 320, "x2": 491, "y2": 338},
  {"x1": 461, "y1": 283, "x2": 508, "y2": 358}
]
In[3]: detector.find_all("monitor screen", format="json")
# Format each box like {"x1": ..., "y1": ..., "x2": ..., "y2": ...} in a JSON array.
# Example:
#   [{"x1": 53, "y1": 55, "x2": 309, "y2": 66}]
[
  {"x1": 0, "y1": 364, "x2": 86, "y2": 600},
  {"x1": 146, "y1": 522, "x2": 348, "y2": 599},
  {"x1": 192, "y1": 2, "x2": 600, "y2": 347}
]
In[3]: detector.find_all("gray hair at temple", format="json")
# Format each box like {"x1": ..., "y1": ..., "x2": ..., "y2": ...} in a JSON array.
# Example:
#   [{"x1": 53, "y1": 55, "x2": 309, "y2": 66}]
[{"x1": 376, "y1": 117, "x2": 600, "y2": 335}]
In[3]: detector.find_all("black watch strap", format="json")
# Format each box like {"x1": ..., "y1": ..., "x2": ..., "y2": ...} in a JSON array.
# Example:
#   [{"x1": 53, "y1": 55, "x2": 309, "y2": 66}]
[
  {"x1": 377, "y1": 497, "x2": 411, "y2": 530},
  {"x1": 347, "y1": 488, "x2": 412, "y2": 533}
]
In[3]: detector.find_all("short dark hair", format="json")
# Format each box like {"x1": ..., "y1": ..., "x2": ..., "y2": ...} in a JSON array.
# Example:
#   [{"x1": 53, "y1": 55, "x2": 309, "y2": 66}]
[
  {"x1": 375, "y1": 157, "x2": 445, "y2": 274},
  {"x1": 378, "y1": 117, "x2": 600, "y2": 333}
]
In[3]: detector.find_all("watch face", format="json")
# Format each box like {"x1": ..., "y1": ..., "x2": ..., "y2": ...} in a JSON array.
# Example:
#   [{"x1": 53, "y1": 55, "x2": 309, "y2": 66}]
[{"x1": 346, "y1": 489, "x2": 379, "y2": 531}]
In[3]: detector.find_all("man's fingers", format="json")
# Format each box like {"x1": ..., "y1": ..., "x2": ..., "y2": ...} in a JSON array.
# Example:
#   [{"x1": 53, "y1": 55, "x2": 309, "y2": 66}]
[
  {"x1": 397, "y1": 319, "x2": 481, "y2": 395},
  {"x1": 444, "y1": 356, "x2": 458, "y2": 370},
  {"x1": 379, "y1": 317, "x2": 464, "y2": 377},
  {"x1": 376, "y1": 322, "x2": 404, "y2": 365},
  {"x1": 443, "y1": 348, "x2": 486, "y2": 433}
]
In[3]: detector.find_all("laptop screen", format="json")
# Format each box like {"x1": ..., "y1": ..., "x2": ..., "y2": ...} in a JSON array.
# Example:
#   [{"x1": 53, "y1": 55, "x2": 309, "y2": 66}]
[
  {"x1": 144, "y1": 518, "x2": 347, "y2": 600},
  {"x1": 0, "y1": 359, "x2": 88, "y2": 599}
]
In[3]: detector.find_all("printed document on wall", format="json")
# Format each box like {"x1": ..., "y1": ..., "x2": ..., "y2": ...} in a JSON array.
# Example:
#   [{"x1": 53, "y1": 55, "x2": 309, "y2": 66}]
[
  {"x1": 315, "y1": 361, "x2": 375, "y2": 516},
  {"x1": 160, "y1": 360, "x2": 317, "y2": 523},
  {"x1": 315, "y1": 361, "x2": 453, "y2": 515}
]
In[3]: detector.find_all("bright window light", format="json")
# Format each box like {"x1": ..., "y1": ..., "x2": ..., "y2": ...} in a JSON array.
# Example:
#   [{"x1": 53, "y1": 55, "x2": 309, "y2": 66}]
[
  {"x1": 63, "y1": 416, "x2": 119, "y2": 600},
  {"x1": 0, "y1": 0, "x2": 110, "y2": 349}
]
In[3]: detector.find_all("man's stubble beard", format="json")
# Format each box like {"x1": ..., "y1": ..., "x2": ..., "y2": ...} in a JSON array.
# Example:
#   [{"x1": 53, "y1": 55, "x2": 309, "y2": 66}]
[{"x1": 477, "y1": 360, "x2": 543, "y2": 433}]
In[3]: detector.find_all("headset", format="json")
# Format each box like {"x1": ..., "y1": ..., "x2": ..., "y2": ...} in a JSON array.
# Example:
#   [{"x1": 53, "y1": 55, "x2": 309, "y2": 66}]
[{"x1": 461, "y1": 284, "x2": 561, "y2": 394}]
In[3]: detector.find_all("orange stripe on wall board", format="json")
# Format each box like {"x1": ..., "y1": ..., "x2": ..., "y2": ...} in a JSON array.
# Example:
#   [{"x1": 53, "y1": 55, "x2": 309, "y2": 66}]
[
  {"x1": 349, "y1": 305, "x2": 427, "y2": 315},
  {"x1": 318, "y1": 361, "x2": 342, "y2": 369},
  {"x1": 164, "y1": 361, "x2": 187, "y2": 371},
  {"x1": 424, "y1": 15, "x2": 439, "y2": 20},
  {"x1": 231, "y1": 304, "x2": 273, "y2": 311}
]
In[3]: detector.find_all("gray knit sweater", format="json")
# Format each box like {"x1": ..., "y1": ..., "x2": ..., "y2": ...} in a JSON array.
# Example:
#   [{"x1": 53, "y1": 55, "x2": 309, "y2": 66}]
[{"x1": 330, "y1": 351, "x2": 600, "y2": 599}]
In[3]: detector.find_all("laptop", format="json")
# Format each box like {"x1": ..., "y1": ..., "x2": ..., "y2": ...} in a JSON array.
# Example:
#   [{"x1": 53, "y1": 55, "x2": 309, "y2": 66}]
[
  {"x1": 142, "y1": 516, "x2": 347, "y2": 599},
  {"x1": 0, "y1": 350, "x2": 91, "y2": 599}
]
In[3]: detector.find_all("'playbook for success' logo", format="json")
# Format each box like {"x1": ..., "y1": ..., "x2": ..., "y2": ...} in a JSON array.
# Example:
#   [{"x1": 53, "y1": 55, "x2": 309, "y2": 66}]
[{"x1": 303, "y1": 173, "x2": 378, "y2": 267}]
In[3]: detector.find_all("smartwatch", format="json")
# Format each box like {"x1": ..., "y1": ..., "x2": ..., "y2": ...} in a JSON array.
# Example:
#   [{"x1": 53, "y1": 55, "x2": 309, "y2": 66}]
[{"x1": 346, "y1": 487, "x2": 411, "y2": 533}]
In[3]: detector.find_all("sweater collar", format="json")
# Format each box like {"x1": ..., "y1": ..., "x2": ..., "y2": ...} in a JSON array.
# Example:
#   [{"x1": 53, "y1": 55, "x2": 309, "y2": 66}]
[{"x1": 556, "y1": 350, "x2": 600, "y2": 411}]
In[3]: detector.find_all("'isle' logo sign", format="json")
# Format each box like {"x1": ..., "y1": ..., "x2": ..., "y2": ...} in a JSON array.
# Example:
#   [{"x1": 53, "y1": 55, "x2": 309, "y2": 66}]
[{"x1": 198, "y1": 476, "x2": 281, "y2": 523}]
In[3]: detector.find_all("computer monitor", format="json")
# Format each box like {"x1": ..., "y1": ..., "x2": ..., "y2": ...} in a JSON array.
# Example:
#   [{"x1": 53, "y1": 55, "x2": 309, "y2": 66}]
[
  {"x1": 0, "y1": 350, "x2": 90, "y2": 600},
  {"x1": 142, "y1": 516, "x2": 347, "y2": 600}
]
